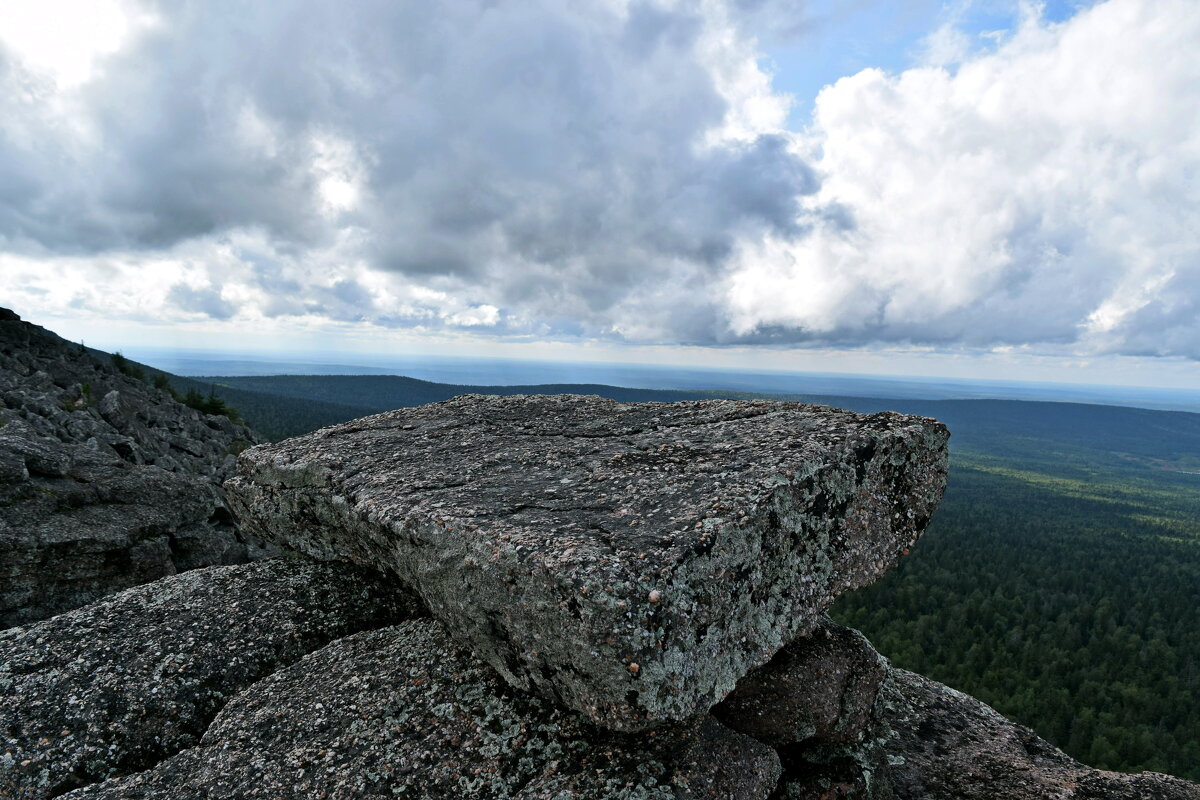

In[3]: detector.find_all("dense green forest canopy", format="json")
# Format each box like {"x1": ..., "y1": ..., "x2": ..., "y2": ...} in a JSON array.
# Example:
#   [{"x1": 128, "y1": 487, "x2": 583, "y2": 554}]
[{"x1": 112, "y1": 362, "x2": 1200, "y2": 779}]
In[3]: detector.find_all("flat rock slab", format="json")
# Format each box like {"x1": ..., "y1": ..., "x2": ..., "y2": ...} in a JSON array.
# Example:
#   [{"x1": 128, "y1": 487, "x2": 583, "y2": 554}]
[
  {"x1": 0, "y1": 558, "x2": 423, "y2": 799},
  {"x1": 227, "y1": 394, "x2": 948, "y2": 729},
  {"x1": 69, "y1": 619, "x2": 780, "y2": 800}
]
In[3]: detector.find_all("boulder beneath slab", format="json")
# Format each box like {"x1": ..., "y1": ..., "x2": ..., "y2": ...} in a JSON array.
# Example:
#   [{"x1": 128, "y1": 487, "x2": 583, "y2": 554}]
[
  {"x1": 709, "y1": 619, "x2": 1200, "y2": 800},
  {"x1": 714, "y1": 616, "x2": 892, "y2": 799},
  {"x1": 713, "y1": 616, "x2": 887, "y2": 749},
  {"x1": 68, "y1": 618, "x2": 781, "y2": 800},
  {"x1": 0, "y1": 558, "x2": 423, "y2": 799},
  {"x1": 226, "y1": 394, "x2": 949, "y2": 730}
]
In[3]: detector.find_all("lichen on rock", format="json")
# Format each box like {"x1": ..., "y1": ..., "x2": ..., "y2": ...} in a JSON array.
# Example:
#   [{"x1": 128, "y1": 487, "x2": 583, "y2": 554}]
[
  {"x1": 226, "y1": 393, "x2": 949, "y2": 730},
  {"x1": 67, "y1": 618, "x2": 781, "y2": 800},
  {"x1": 0, "y1": 558, "x2": 424, "y2": 799}
]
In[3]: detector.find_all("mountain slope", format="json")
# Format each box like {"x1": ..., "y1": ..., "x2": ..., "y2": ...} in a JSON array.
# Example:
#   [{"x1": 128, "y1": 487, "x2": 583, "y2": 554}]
[{"x1": 0, "y1": 309, "x2": 268, "y2": 627}]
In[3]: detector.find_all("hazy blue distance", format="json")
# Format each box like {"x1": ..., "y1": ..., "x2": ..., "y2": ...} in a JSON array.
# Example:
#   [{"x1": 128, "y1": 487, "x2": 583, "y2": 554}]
[{"x1": 124, "y1": 348, "x2": 1200, "y2": 414}]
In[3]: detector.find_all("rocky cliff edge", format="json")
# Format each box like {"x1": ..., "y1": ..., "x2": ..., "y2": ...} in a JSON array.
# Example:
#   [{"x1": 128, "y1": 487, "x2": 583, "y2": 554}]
[{"x1": 2, "y1": 389, "x2": 1197, "y2": 799}]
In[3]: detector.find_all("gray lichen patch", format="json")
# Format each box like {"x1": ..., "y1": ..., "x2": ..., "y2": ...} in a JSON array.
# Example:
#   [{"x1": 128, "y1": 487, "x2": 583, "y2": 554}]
[
  {"x1": 226, "y1": 394, "x2": 949, "y2": 730},
  {"x1": 0, "y1": 558, "x2": 424, "y2": 799},
  {"x1": 68, "y1": 619, "x2": 780, "y2": 800}
]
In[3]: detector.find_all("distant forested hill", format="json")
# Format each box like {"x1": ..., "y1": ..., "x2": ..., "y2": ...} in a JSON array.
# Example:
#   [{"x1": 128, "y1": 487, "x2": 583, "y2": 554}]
[
  {"x1": 99, "y1": 365, "x2": 1200, "y2": 779},
  {"x1": 196, "y1": 374, "x2": 707, "y2": 440}
]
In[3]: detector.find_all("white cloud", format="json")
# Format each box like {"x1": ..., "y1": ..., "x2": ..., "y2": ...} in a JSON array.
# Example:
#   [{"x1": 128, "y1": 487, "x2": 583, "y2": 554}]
[
  {"x1": 724, "y1": 0, "x2": 1200, "y2": 357},
  {"x1": 0, "y1": 0, "x2": 156, "y2": 88},
  {"x1": 0, "y1": 0, "x2": 815, "y2": 340}
]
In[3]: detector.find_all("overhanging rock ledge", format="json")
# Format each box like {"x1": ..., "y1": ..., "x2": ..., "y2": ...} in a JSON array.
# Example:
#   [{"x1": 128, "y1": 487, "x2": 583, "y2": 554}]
[{"x1": 225, "y1": 394, "x2": 949, "y2": 730}]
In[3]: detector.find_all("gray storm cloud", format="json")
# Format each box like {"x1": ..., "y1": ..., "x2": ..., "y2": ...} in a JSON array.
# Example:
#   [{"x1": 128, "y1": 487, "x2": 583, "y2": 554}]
[
  {"x1": 1, "y1": 0, "x2": 1199, "y2": 359},
  {"x1": 0, "y1": 0, "x2": 818, "y2": 341}
]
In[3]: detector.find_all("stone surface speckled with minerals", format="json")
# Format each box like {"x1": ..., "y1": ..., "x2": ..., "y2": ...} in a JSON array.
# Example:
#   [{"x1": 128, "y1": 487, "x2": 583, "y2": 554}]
[
  {"x1": 226, "y1": 394, "x2": 949, "y2": 730},
  {"x1": 68, "y1": 619, "x2": 781, "y2": 800},
  {"x1": 0, "y1": 558, "x2": 424, "y2": 799}
]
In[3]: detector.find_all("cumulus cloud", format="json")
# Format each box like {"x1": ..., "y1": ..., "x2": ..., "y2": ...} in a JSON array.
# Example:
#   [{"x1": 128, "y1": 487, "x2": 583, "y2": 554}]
[
  {"x1": 726, "y1": 0, "x2": 1200, "y2": 357},
  {"x1": 167, "y1": 283, "x2": 237, "y2": 320},
  {"x1": 0, "y1": 0, "x2": 814, "y2": 340},
  {"x1": 1, "y1": 0, "x2": 1199, "y2": 361}
]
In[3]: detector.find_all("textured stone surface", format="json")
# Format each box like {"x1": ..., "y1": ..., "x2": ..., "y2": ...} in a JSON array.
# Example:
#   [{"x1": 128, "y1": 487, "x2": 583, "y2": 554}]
[
  {"x1": 0, "y1": 558, "x2": 423, "y2": 799},
  {"x1": 770, "y1": 758, "x2": 887, "y2": 800},
  {"x1": 878, "y1": 668, "x2": 1200, "y2": 800},
  {"x1": 714, "y1": 616, "x2": 887, "y2": 749},
  {"x1": 714, "y1": 623, "x2": 1200, "y2": 799},
  {"x1": 227, "y1": 393, "x2": 949, "y2": 729},
  {"x1": 69, "y1": 619, "x2": 781, "y2": 800},
  {"x1": 715, "y1": 617, "x2": 892, "y2": 799},
  {"x1": 0, "y1": 308, "x2": 268, "y2": 627}
]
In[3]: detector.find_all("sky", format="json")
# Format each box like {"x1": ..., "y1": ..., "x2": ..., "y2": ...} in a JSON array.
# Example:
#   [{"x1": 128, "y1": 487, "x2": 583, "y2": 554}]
[{"x1": 0, "y1": 0, "x2": 1198, "y2": 388}]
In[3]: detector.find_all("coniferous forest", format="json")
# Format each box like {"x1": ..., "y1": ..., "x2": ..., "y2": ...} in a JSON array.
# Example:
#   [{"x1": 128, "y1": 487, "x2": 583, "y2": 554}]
[{"x1": 832, "y1": 432, "x2": 1200, "y2": 780}]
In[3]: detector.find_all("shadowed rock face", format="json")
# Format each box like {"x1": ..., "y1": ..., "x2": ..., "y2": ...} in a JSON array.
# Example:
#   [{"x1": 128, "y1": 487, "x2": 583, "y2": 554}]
[
  {"x1": 0, "y1": 559, "x2": 424, "y2": 800},
  {"x1": 67, "y1": 619, "x2": 782, "y2": 800},
  {"x1": 0, "y1": 308, "x2": 268, "y2": 628},
  {"x1": 714, "y1": 616, "x2": 887, "y2": 750},
  {"x1": 226, "y1": 393, "x2": 949, "y2": 730},
  {"x1": 714, "y1": 616, "x2": 892, "y2": 799}
]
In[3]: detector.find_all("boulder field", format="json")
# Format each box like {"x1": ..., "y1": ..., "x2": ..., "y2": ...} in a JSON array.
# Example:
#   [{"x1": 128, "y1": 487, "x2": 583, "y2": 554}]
[
  {"x1": 3, "y1": 394, "x2": 1197, "y2": 798},
  {"x1": 0, "y1": 308, "x2": 268, "y2": 628}
]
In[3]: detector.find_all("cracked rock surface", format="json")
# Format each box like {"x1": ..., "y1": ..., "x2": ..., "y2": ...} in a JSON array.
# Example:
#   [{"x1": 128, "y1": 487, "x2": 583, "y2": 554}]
[
  {"x1": 68, "y1": 618, "x2": 781, "y2": 800},
  {"x1": 226, "y1": 393, "x2": 949, "y2": 730},
  {"x1": 0, "y1": 558, "x2": 424, "y2": 799},
  {"x1": 0, "y1": 307, "x2": 268, "y2": 628}
]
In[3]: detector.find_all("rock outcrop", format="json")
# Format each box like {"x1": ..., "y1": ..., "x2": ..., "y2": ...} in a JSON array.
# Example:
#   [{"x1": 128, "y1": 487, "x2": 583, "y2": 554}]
[
  {"x1": 0, "y1": 308, "x2": 267, "y2": 627},
  {"x1": 226, "y1": 394, "x2": 949, "y2": 730},
  {"x1": 716, "y1": 617, "x2": 1200, "y2": 800},
  {"x1": 67, "y1": 620, "x2": 780, "y2": 800},
  {"x1": 0, "y1": 558, "x2": 424, "y2": 799},
  {"x1": 3, "y1": 386, "x2": 1197, "y2": 798}
]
